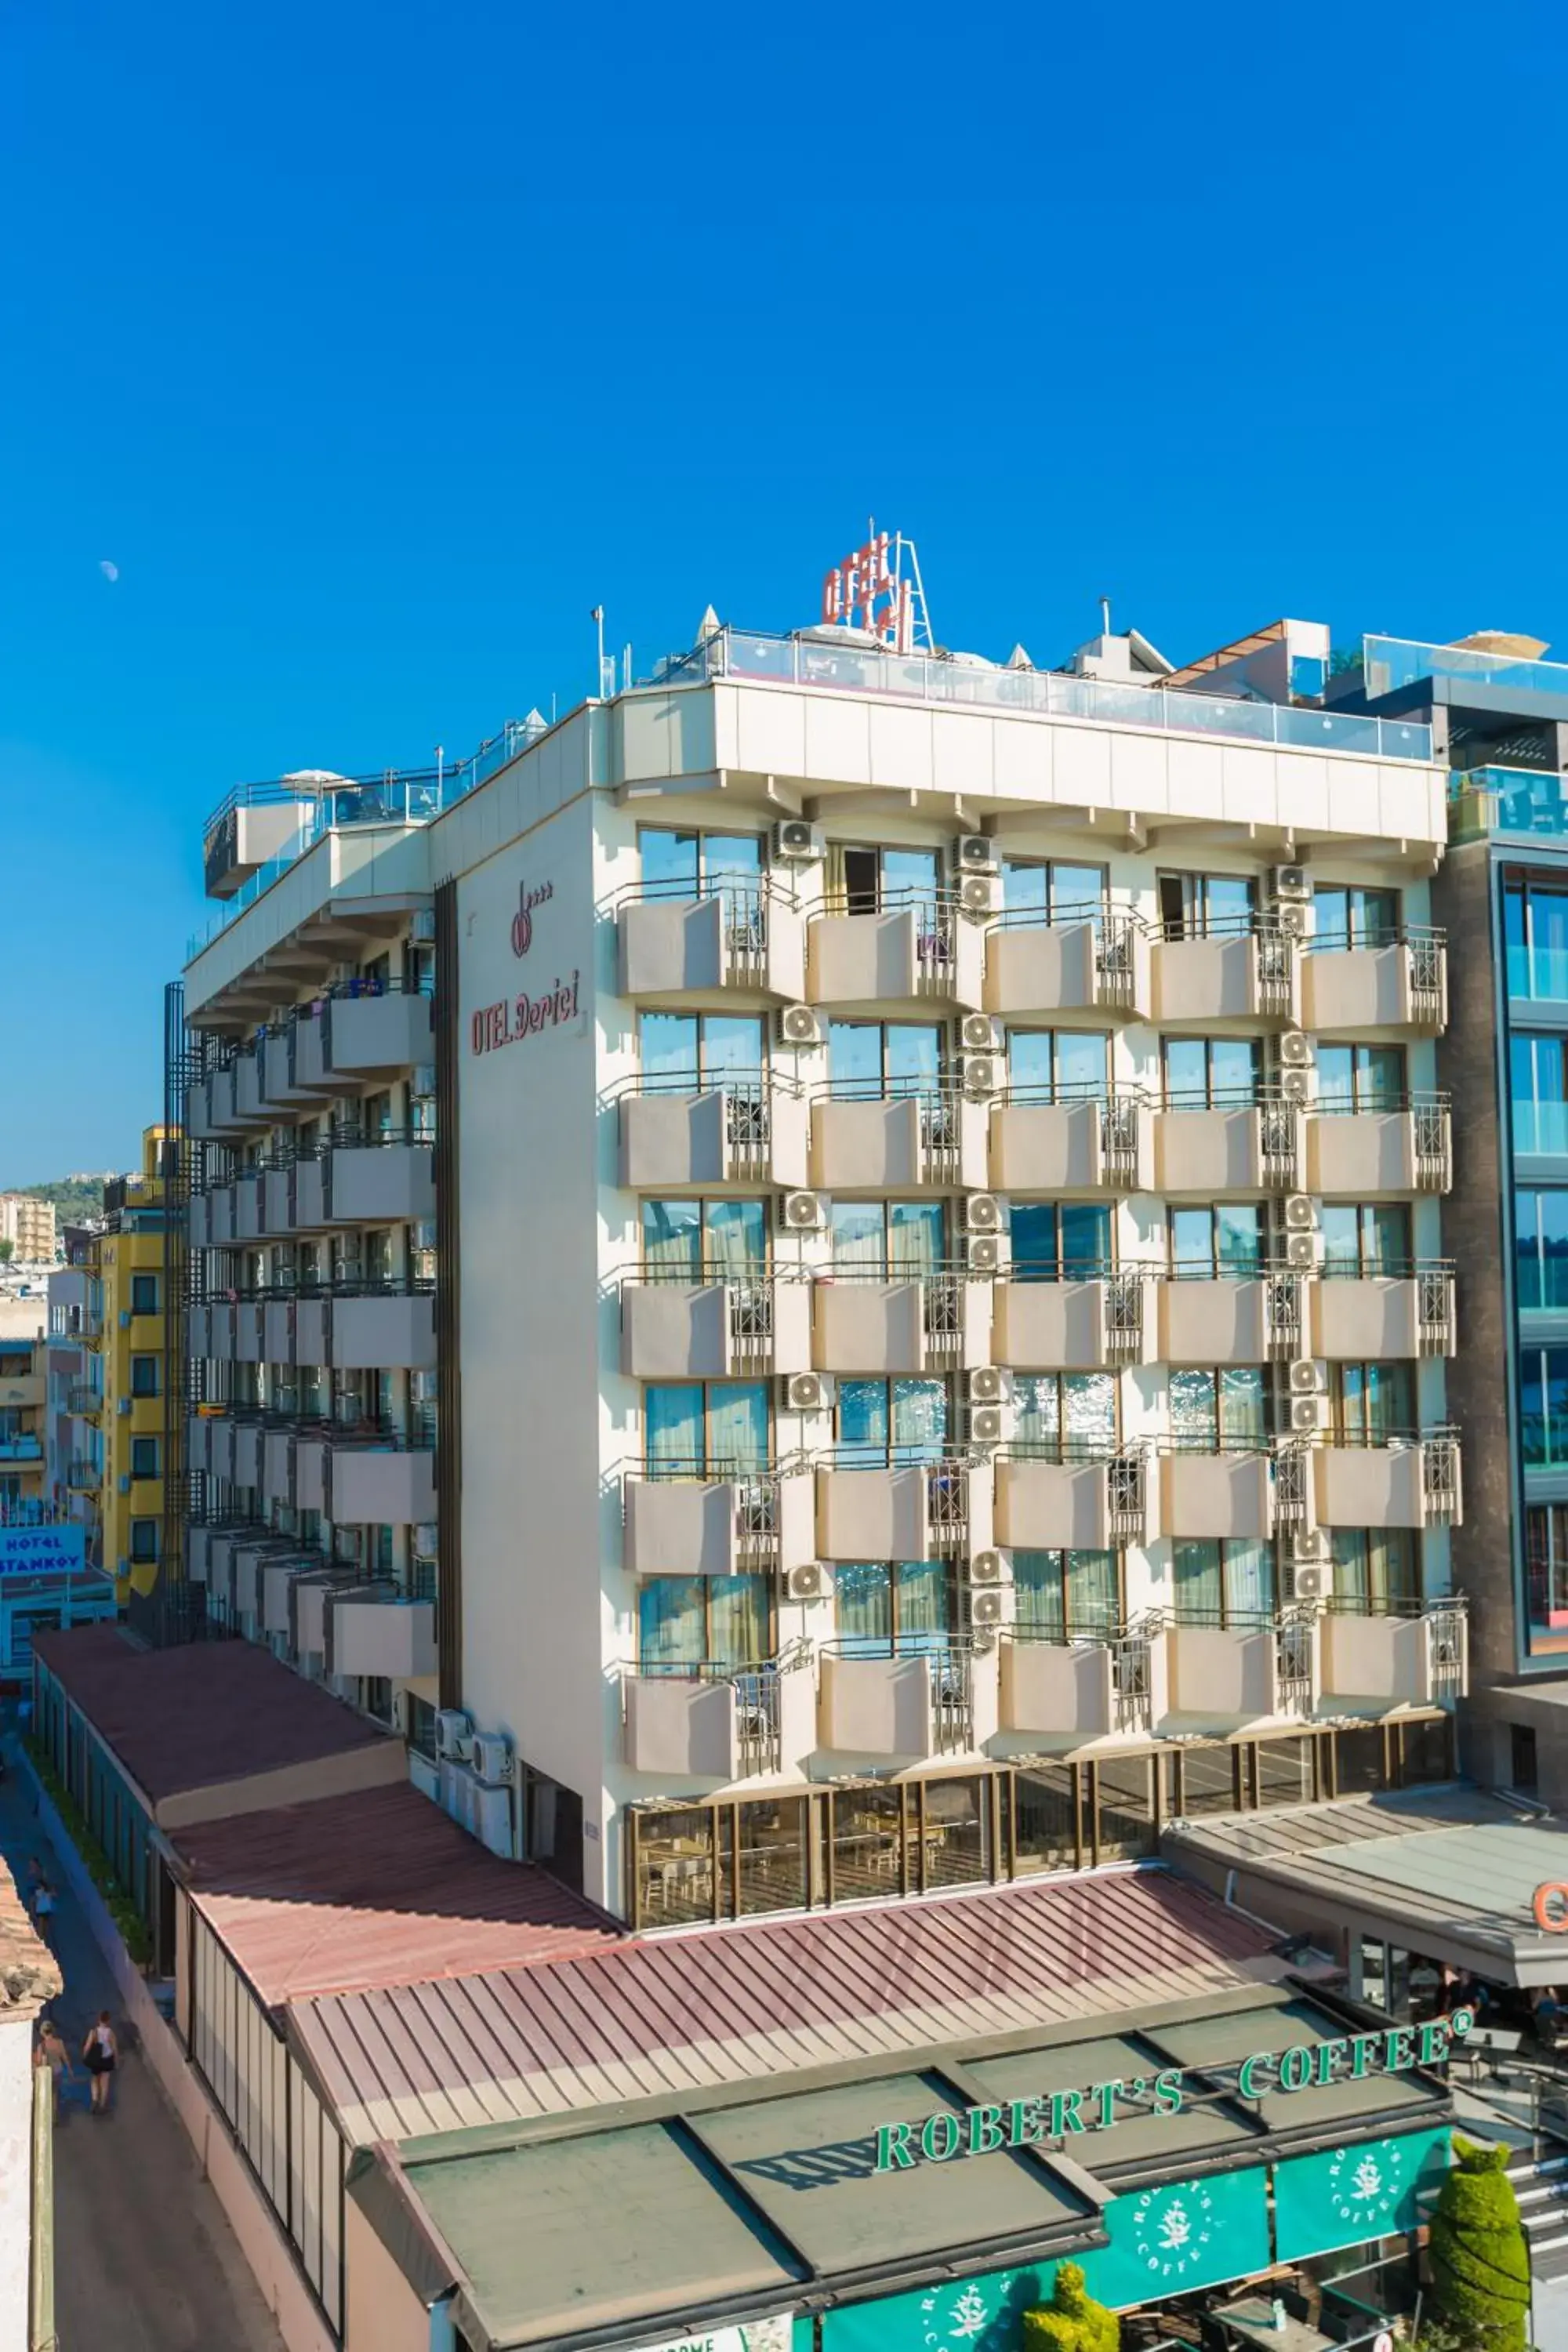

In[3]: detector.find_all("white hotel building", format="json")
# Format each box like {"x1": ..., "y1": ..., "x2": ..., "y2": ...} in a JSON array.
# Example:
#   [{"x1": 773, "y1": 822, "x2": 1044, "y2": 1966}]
[{"x1": 180, "y1": 598, "x2": 1467, "y2": 1924}]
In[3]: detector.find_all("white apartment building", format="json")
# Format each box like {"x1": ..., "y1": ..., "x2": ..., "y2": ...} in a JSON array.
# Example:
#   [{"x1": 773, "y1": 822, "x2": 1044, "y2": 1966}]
[
  {"x1": 180, "y1": 588, "x2": 1466, "y2": 1922},
  {"x1": 0, "y1": 1193, "x2": 56, "y2": 1263}
]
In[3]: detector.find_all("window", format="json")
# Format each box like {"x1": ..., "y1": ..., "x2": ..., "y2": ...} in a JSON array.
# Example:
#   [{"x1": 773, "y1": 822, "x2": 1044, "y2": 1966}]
[
  {"x1": 644, "y1": 1381, "x2": 769, "y2": 1475},
  {"x1": 130, "y1": 1437, "x2": 159, "y2": 1480},
  {"x1": 1014, "y1": 1373, "x2": 1118, "y2": 1454},
  {"x1": 1512, "y1": 1034, "x2": 1568, "y2": 1156},
  {"x1": 130, "y1": 1273, "x2": 158, "y2": 1316},
  {"x1": 642, "y1": 1198, "x2": 768, "y2": 1278},
  {"x1": 640, "y1": 1011, "x2": 765, "y2": 1091},
  {"x1": 1157, "y1": 871, "x2": 1257, "y2": 939},
  {"x1": 129, "y1": 1356, "x2": 159, "y2": 1398},
  {"x1": 837, "y1": 1377, "x2": 949, "y2": 1465},
  {"x1": 1329, "y1": 1527, "x2": 1419, "y2": 1612},
  {"x1": 1163, "y1": 1036, "x2": 1261, "y2": 1108},
  {"x1": 1012, "y1": 1550, "x2": 1120, "y2": 1639},
  {"x1": 639, "y1": 827, "x2": 763, "y2": 902},
  {"x1": 826, "y1": 843, "x2": 940, "y2": 918},
  {"x1": 1168, "y1": 1366, "x2": 1269, "y2": 1447},
  {"x1": 1504, "y1": 875, "x2": 1568, "y2": 1002},
  {"x1": 637, "y1": 1574, "x2": 773, "y2": 1671},
  {"x1": 1174, "y1": 1537, "x2": 1276, "y2": 1624},
  {"x1": 1312, "y1": 884, "x2": 1399, "y2": 952},
  {"x1": 1007, "y1": 1030, "x2": 1110, "y2": 1102},
  {"x1": 1169, "y1": 1204, "x2": 1264, "y2": 1277},
  {"x1": 827, "y1": 1019, "x2": 943, "y2": 1098},
  {"x1": 830, "y1": 1199, "x2": 946, "y2": 1274},
  {"x1": 1000, "y1": 859, "x2": 1105, "y2": 920},
  {"x1": 1520, "y1": 1348, "x2": 1568, "y2": 1466},
  {"x1": 1319, "y1": 1203, "x2": 1412, "y2": 1276},
  {"x1": 1331, "y1": 1362, "x2": 1414, "y2": 1443},
  {"x1": 1517, "y1": 1190, "x2": 1568, "y2": 1310},
  {"x1": 1526, "y1": 1504, "x2": 1568, "y2": 1650},
  {"x1": 1008, "y1": 1201, "x2": 1112, "y2": 1280},
  {"x1": 129, "y1": 1519, "x2": 159, "y2": 1563},
  {"x1": 1316, "y1": 1043, "x2": 1406, "y2": 1112},
  {"x1": 834, "y1": 1561, "x2": 956, "y2": 1649}
]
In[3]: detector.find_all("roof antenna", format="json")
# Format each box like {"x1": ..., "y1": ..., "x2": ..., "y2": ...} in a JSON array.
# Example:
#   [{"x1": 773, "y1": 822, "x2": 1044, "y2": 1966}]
[{"x1": 1099, "y1": 595, "x2": 1112, "y2": 639}]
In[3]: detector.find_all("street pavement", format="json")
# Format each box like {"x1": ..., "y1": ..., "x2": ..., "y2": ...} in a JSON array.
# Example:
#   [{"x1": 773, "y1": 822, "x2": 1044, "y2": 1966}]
[{"x1": 0, "y1": 1731, "x2": 283, "y2": 2352}]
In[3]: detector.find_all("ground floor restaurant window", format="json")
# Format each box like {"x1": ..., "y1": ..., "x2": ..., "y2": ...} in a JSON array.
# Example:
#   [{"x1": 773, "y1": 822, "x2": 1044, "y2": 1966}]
[{"x1": 624, "y1": 1717, "x2": 1454, "y2": 1926}]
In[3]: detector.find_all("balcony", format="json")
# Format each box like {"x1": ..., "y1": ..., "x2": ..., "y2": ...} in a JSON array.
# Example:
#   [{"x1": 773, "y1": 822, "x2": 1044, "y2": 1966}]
[
  {"x1": 618, "y1": 1079, "x2": 809, "y2": 1192},
  {"x1": 324, "y1": 1441, "x2": 436, "y2": 1525},
  {"x1": 263, "y1": 1427, "x2": 292, "y2": 1508},
  {"x1": 817, "y1": 1639, "x2": 979, "y2": 1759},
  {"x1": 65, "y1": 1457, "x2": 98, "y2": 1492},
  {"x1": 234, "y1": 1303, "x2": 266, "y2": 1364},
  {"x1": 328, "y1": 1589, "x2": 437, "y2": 1679},
  {"x1": 1160, "y1": 1446, "x2": 1277, "y2": 1541},
  {"x1": 1313, "y1": 1430, "x2": 1462, "y2": 1530},
  {"x1": 983, "y1": 913, "x2": 1151, "y2": 1023},
  {"x1": 806, "y1": 900, "x2": 982, "y2": 1011},
  {"x1": 67, "y1": 1380, "x2": 101, "y2": 1418},
  {"x1": 292, "y1": 1569, "x2": 369, "y2": 1662},
  {"x1": 234, "y1": 1047, "x2": 266, "y2": 1125},
  {"x1": 1161, "y1": 1609, "x2": 1312, "y2": 1723},
  {"x1": 315, "y1": 1291, "x2": 437, "y2": 1371},
  {"x1": 292, "y1": 1432, "x2": 328, "y2": 1512},
  {"x1": 1151, "y1": 924, "x2": 1298, "y2": 1028},
  {"x1": 1311, "y1": 1267, "x2": 1455, "y2": 1361},
  {"x1": 621, "y1": 1646, "x2": 815, "y2": 1780},
  {"x1": 1449, "y1": 765, "x2": 1568, "y2": 848},
  {"x1": 815, "y1": 1456, "x2": 991, "y2": 1563},
  {"x1": 260, "y1": 1025, "x2": 320, "y2": 1112},
  {"x1": 293, "y1": 986, "x2": 434, "y2": 1090},
  {"x1": 1318, "y1": 1597, "x2": 1468, "y2": 1708},
  {"x1": 993, "y1": 1446, "x2": 1154, "y2": 1551},
  {"x1": 618, "y1": 882, "x2": 807, "y2": 1003},
  {"x1": 1305, "y1": 1098, "x2": 1451, "y2": 1198},
  {"x1": 1301, "y1": 932, "x2": 1446, "y2": 1035},
  {"x1": 810, "y1": 1272, "x2": 992, "y2": 1376},
  {"x1": 1159, "y1": 1273, "x2": 1305, "y2": 1366},
  {"x1": 233, "y1": 1174, "x2": 266, "y2": 1242},
  {"x1": 232, "y1": 1418, "x2": 264, "y2": 1489},
  {"x1": 997, "y1": 1623, "x2": 1157, "y2": 1739},
  {"x1": 263, "y1": 1299, "x2": 294, "y2": 1364},
  {"x1": 992, "y1": 1272, "x2": 1152, "y2": 1370},
  {"x1": 622, "y1": 1468, "x2": 814, "y2": 1577},
  {"x1": 619, "y1": 1274, "x2": 811, "y2": 1381},
  {"x1": 1153, "y1": 1101, "x2": 1300, "y2": 1196},
  {"x1": 0, "y1": 1436, "x2": 42, "y2": 1464},
  {"x1": 322, "y1": 1138, "x2": 436, "y2": 1225},
  {"x1": 187, "y1": 1192, "x2": 210, "y2": 1248},
  {"x1": 988, "y1": 1091, "x2": 1154, "y2": 1195},
  {"x1": 205, "y1": 1185, "x2": 236, "y2": 1247},
  {"x1": 809, "y1": 1086, "x2": 989, "y2": 1192}
]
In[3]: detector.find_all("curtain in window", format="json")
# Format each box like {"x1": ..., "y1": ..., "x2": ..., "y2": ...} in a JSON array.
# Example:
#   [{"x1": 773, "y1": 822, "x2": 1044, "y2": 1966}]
[
  {"x1": 638, "y1": 1576, "x2": 706, "y2": 1664},
  {"x1": 642, "y1": 1200, "x2": 702, "y2": 1278},
  {"x1": 1223, "y1": 1537, "x2": 1274, "y2": 1620},
  {"x1": 892, "y1": 1378, "x2": 948, "y2": 1461},
  {"x1": 1014, "y1": 1377, "x2": 1062, "y2": 1450},
  {"x1": 1013, "y1": 1553, "x2": 1065, "y2": 1639},
  {"x1": 707, "y1": 1382, "x2": 769, "y2": 1473},
  {"x1": 1066, "y1": 1549, "x2": 1119, "y2": 1633},
  {"x1": 886, "y1": 1025, "x2": 942, "y2": 1096},
  {"x1": 708, "y1": 1573, "x2": 771, "y2": 1668},
  {"x1": 831, "y1": 1202, "x2": 887, "y2": 1274},
  {"x1": 836, "y1": 1562, "x2": 891, "y2": 1645},
  {"x1": 1169, "y1": 1369, "x2": 1218, "y2": 1444},
  {"x1": 645, "y1": 1385, "x2": 702, "y2": 1474},
  {"x1": 1063, "y1": 1374, "x2": 1117, "y2": 1449},
  {"x1": 838, "y1": 1379, "x2": 890, "y2": 1463},
  {"x1": 641, "y1": 1012, "x2": 696, "y2": 1092},
  {"x1": 888, "y1": 1200, "x2": 944, "y2": 1276},
  {"x1": 1174, "y1": 1539, "x2": 1222, "y2": 1620},
  {"x1": 1219, "y1": 1367, "x2": 1267, "y2": 1445},
  {"x1": 706, "y1": 1198, "x2": 764, "y2": 1278},
  {"x1": 822, "y1": 841, "x2": 849, "y2": 918},
  {"x1": 895, "y1": 1560, "x2": 950, "y2": 1645}
]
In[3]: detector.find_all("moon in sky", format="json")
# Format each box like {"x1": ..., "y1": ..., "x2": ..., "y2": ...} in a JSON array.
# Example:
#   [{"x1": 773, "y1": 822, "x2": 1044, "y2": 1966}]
[{"x1": 99, "y1": 560, "x2": 119, "y2": 583}]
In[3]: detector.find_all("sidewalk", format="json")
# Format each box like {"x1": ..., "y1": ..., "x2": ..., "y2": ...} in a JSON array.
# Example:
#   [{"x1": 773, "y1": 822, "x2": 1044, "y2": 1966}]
[{"x1": 0, "y1": 1733, "x2": 283, "y2": 2351}]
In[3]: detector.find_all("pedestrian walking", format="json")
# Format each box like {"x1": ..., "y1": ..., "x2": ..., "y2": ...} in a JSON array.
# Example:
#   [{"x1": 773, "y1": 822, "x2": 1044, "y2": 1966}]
[
  {"x1": 31, "y1": 1878, "x2": 56, "y2": 1949},
  {"x1": 35, "y1": 2016, "x2": 74, "y2": 2115},
  {"x1": 82, "y1": 2012, "x2": 118, "y2": 2114}
]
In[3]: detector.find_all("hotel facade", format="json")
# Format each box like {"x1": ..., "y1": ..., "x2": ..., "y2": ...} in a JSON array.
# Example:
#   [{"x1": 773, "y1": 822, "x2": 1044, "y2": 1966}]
[{"x1": 177, "y1": 590, "x2": 1468, "y2": 1926}]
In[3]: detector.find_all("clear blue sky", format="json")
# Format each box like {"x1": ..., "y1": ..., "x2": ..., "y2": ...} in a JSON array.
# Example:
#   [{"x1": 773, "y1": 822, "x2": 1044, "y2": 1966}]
[{"x1": 1, "y1": 0, "x2": 1562, "y2": 1179}]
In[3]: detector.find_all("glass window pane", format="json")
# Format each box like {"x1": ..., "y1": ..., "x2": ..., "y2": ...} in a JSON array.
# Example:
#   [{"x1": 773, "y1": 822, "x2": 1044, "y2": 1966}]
[
  {"x1": 1223, "y1": 1538, "x2": 1274, "y2": 1620},
  {"x1": 1058, "y1": 1203, "x2": 1110, "y2": 1271},
  {"x1": 1012, "y1": 1765, "x2": 1076, "y2": 1874},
  {"x1": 708, "y1": 1382, "x2": 768, "y2": 1472},
  {"x1": 709, "y1": 1573, "x2": 771, "y2": 1668},
  {"x1": 1219, "y1": 1367, "x2": 1267, "y2": 1443},
  {"x1": 838, "y1": 1379, "x2": 889, "y2": 1457},
  {"x1": 1170, "y1": 1368, "x2": 1218, "y2": 1442},
  {"x1": 1551, "y1": 1348, "x2": 1568, "y2": 1467},
  {"x1": 1014, "y1": 1377, "x2": 1060, "y2": 1450},
  {"x1": 1505, "y1": 880, "x2": 1528, "y2": 998},
  {"x1": 1180, "y1": 1746, "x2": 1241, "y2": 1815},
  {"x1": 1171, "y1": 1208, "x2": 1214, "y2": 1276},
  {"x1": 1095, "y1": 1757, "x2": 1155, "y2": 1860},
  {"x1": 1054, "y1": 1032, "x2": 1109, "y2": 1097},
  {"x1": 1317, "y1": 1044, "x2": 1355, "y2": 1112},
  {"x1": 831, "y1": 1784, "x2": 903, "y2": 1903},
  {"x1": 1002, "y1": 860, "x2": 1049, "y2": 915},
  {"x1": 1314, "y1": 887, "x2": 1350, "y2": 953},
  {"x1": 836, "y1": 1564, "x2": 891, "y2": 1646},
  {"x1": 642, "y1": 1199, "x2": 702, "y2": 1276},
  {"x1": 1258, "y1": 1737, "x2": 1316, "y2": 1807},
  {"x1": 1008, "y1": 1202, "x2": 1059, "y2": 1279},
  {"x1": 891, "y1": 1378, "x2": 948, "y2": 1459},
  {"x1": 831, "y1": 1200, "x2": 886, "y2": 1271},
  {"x1": 1009, "y1": 1033, "x2": 1054, "y2": 1094},
  {"x1": 1523, "y1": 1351, "x2": 1547, "y2": 1465},
  {"x1": 1367, "y1": 1203, "x2": 1410, "y2": 1271},
  {"x1": 1065, "y1": 1549, "x2": 1119, "y2": 1634},
  {"x1": 882, "y1": 848, "x2": 939, "y2": 906},
  {"x1": 1013, "y1": 1552, "x2": 1065, "y2": 1638},
  {"x1": 829, "y1": 1022, "x2": 881, "y2": 1092},
  {"x1": 706, "y1": 1197, "x2": 765, "y2": 1275},
  {"x1": 641, "y1": 1011, "x2": 697, "y2": 1090},
  {"x1": 1216, "y1": 1204, "x2": 1262, "y2": 1273},
  {"x1": 1163, "y1": 1038, "x2": 1209, "y2": 1105},
  {"x1": 735, "y1": 1798, "x2": 808, "y2": 1917},
  {"x1": 704, "y1": 833, "x2": 763, "y2": 883},
  {"x1": 1174, "y1": 1539, "x2": 1222, "y2": 1620},
  {"x1": 885, "y1": 1025, "x2": 942, "y2": 1091},
  {"x1": 634, "y1": 1806, "x2": 715, "y2": 1928},
  {"x1": 703, "y1": 1015, "x2": 764, "y2": 1081},
  {"x1": 646, "y1": 1384, "x2": 702, "y2": 1472},
  {"x1": 638, "y1": 1577, "x2": 706, "y2": 1666},
  {"x1": 1050, "y1": 865, "x2": 1105, "y2": 921},
  {"x1": 1204, "y1": 874, "x2": 1256, "y2": 929},
  {"x1": 888, "y1": 1200, "x2": 944, "y2": 1273},
  {"x1": 1063, "y1": 1373, "x2": 1117, "y2": 1447},
  {"x1": 1210, "y1": 1037, "x2": 1261, "y2": 1101},
  {"x1": 1534, "y1": 889, "x2": 1568, "y2": 1003},
  {"x1": 1362, "y1": 1046, "x2": 1406, "y2": 1106},
  {"x1": 894, "y1": 1559, "x2": 950, "y2": 1642},
  {"x1": 641, "y1": 829, "x2": 699, "y2": 898},
  {"x1": 1543, "y1": 1193, "x2": 1568, "y2": 1308},
  {"x1": 922, "y1": 1775, "x2": 989, "y2": 1889}
]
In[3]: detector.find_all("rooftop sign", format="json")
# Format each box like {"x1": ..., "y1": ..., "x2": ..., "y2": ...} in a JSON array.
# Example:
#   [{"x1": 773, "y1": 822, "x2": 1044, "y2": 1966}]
[{"x1": 873, "y1": 2007, "x2": 1473, "y2": 2175}]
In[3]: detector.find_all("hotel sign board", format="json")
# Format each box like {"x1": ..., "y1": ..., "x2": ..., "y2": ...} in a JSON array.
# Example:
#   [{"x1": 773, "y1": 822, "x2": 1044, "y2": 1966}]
[{"x1": 873, "y1": 2008, "x2": 1474, "y2": 2174}]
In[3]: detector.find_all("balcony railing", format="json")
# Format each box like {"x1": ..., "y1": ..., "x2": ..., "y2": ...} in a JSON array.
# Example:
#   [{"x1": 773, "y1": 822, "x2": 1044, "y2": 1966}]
[
  {"x1": 1451, "y1": 767, "x2": 1568, "y2": 845},
  {"x1": 630, "y1": 1458, "x2": 787, "y2": 1565},
  {"x1": 629, "y1": 1642, "x2": 812, "y2": 1777},
  {"x1": 819, "y1": 1635, "x2": 977, "y2": 1756},
  {"x1": 655, "y1": 629, "x2": 1434, "y2": 760}
]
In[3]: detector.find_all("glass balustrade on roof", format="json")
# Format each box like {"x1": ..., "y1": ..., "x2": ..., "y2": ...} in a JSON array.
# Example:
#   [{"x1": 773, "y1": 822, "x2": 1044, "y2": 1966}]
[
  {"x1": 1366, "y1": 635, "x2": 1568, "y2": 703},
  {"x1": 1450, "y1": 766, "x2": 1568, "y2": 844}
]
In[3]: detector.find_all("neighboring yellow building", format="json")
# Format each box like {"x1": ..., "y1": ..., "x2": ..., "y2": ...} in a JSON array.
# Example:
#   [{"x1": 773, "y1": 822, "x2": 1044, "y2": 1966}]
[
  {"x1": 0, "y1": 1332, "x2": 47, "y2": 1515},
  {"x1": 89, "y1": 1128, "x2": 175, "y2": 1598}
]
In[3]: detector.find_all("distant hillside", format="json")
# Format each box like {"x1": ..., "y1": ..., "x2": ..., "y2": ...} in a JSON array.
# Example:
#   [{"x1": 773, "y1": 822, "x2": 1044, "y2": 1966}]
[{"x1": 9, "y1": 1176, "x2": 116, "y2": 1225}]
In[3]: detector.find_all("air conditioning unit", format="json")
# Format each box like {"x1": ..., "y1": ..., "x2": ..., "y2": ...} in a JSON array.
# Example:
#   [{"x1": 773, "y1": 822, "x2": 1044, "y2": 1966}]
[
  {"x1": 1290, "y1": 1396, "x2": 1322, "y2": 1434},
  {"x1": 967, "y1": 1365, "x2": 1007, "y2": 1405},
  {"x1": 785, "y1": 1560, "x2": 832, "y2": 1602},
  {"x1": 1287, "y1": 1359, "x2": 1319, "y2": 1396},
  {"x1": 965, "y1": 1234, "x2": 1001, "y2": 1274},
  {"x1": 1285, "y1": 1231, "x2": 1318, "y2": 1269},
  {"x1": 776, "y1": 1004, "x2": 822, "y2": 1048},
  {"x1": 435, "y1": 1708, "x2": 474, "y2": 1762},
  {"x1": 471, "y1": 1733, "x2": 515, "y2": 1787},
  {"x1": 959, "y1": 1012, "x2": 1003, "y2": 1053},
  {"x1": 967, "y1": 1586, "x2": 1006, "y2": 1628},
  {"x1": 1270, "y1": 865, "x2": 1312, "y2": 902},
  {"x1": 412, "y1": 1063, "x2": 437, "y2": 1097},
  {"x1": 771, "y1": 818, "x2": 824, "y2": 864},
  {"x1": 954, "y1": 834, "x2": 997, "y2": 873},
  {"x1": 958, "y1": 873, "x2": 1000, "y2": 917},
  {"x1": 1292, "y1": 1563, "x2": 1327, "y2": 1600},
  {"x1": 1279, "y1": 1068, "x2": 1312, "y2": 1105},
  {"x1": 1276, "y1": 902, "x2": 1309, "y2": 940},
  {"x1": 970, "y1": 1549, "x2": 1006, "y2": 1585},
  {"x1": 414, "y1": 1523, "x2": 438, "y2": 1559},
  {"x1": 779, "y1": 1190, "x2": 826, "y2": 1232},
  {"x1": 966, "y1": 1405, "x2": 1005, "y2": 1446},
  {"x1": 781, "y1": 1370, "x2": 834, "y2": 1414},
  {"x1": 960, "y1": 1053, "x2": 1001, "y2": 1098},
  {"x1": 1292, "y1": 1527, "x2": 1327, "y2": 1562},
  {"x1": 1283, "y1": 1194, "x2": 1316, "y2": 1232},
  {"x1": 117, "y1": 1475, "x2": 131, "y2": 1495},
  {"x1": 410, "y1": 908, "x2": 437, "y2": 942},
  {"x1": 964, "y1": 1192, "x2": 1002, "y2": 1233},
  {"x1": 1279, "y1": 1031, "x2": 1313, "y2": 1068}
]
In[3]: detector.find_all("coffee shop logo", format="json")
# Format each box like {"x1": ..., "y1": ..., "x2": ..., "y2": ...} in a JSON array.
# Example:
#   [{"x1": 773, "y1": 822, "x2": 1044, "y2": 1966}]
[
  {"x1": 1132, "y1": 2180, "x2": 1214, "y2": 2281},
  {"x1": 920, "y1": 2279, "x2": 994, "y2": 2348},
  {"x1": 1326, "y1": 2138, "x2": 1404, "y2": 2230}
]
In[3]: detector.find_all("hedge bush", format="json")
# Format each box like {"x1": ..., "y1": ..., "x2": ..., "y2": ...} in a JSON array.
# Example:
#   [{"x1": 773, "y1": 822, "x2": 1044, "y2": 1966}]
[
  {"x1": 1428, "y1": 2134, "x2": 1532, "y2": 2352},
  {"x1": 22, "y1": 1736, "x2": 153, "y2": 1969},
  {"x1": 1022, "y1": 2263, "x2": 1119, "y2": 2352}
]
